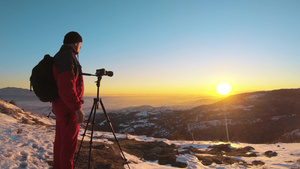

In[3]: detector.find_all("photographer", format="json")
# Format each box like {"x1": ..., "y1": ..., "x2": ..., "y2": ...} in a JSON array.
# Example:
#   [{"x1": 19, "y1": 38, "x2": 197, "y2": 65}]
[{"x1": 52, "y1": 31, "x2": 85, "y2": 169}]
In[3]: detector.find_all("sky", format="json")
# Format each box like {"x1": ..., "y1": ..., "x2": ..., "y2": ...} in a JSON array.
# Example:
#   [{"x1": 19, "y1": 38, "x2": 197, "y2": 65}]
[{"x1": 1, "y1": 0, "x2": 300, "y2": 98}]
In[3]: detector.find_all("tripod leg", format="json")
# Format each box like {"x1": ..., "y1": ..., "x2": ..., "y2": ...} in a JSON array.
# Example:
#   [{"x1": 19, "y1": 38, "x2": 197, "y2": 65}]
[
  {"x1": 99, "y1": 99, "x2": 130, "y2": 169},
  {"x1": 88, "y1": 98, "x2": 99, "y2": 169},
  {"x1": 74, "y1": 99, "x2": 97, "y2": 168}
]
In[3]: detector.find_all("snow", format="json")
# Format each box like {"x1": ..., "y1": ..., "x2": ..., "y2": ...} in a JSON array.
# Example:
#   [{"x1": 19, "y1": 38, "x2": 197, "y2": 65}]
[
  {"x1": 0, "y1": 112, "x2": 55, "y2": 169},
  {"x1": 136, "y1": 111, "x2": 150, "y2": 117},
  {"x1": 271, "y1": 114, "x2": 296, "y2": 121},
  {"x1": 245, "y1": 93, "x2": 266, "y2": 100},
  {"x1": 232, "y1": 105, "x2": 254, "y2": 111},
  {"x1": 1, "y1": 100, "x2": 300, "y2": 169}
]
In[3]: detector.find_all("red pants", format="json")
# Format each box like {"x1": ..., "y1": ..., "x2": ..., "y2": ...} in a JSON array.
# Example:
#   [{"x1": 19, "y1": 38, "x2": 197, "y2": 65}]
[{"x1": 52, "y1": 99, "x2": 80, "y2": 169}]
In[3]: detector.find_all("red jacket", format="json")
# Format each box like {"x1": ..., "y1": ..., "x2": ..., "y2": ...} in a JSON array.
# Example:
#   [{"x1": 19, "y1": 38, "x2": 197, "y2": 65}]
[{"x1": 53, "y1": 45, "x2": 84, "y2": 112}]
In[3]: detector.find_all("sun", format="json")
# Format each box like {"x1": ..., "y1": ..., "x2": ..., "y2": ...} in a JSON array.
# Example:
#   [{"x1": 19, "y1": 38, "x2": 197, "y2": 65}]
[{"x1": 217, "y1": 82, "x2": 232, "y2": 95}]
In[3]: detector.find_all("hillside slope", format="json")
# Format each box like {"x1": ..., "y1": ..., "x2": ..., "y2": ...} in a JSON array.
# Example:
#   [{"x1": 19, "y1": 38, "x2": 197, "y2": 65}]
[{"x1": 94, "y1": 89, "x2": 300, "y2": 143}]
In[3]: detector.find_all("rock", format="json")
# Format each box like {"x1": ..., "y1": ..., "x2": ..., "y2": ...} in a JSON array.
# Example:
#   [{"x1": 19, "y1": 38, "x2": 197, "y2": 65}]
[
  {"x1": 172, "y1": 161, "x2": 188, "y2": 168},
  {"x1": 17, "y1": 128, "x2": 22, "y2": 134},
  {"x1": 242, "y1": 146, "x2": 255, "y2": 152},
  {"x1": 252, "y1": 160, "x2": 265, "y2": 165},
  {"x1": 208, "y1": 144, "x2": 232, "y2": 154},
  {"x1": 264, "y1": 151, "x2": 278, "y2": 157}
]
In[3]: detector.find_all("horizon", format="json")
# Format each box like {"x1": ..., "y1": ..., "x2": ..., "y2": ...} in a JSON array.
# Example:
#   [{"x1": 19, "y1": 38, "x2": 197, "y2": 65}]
[
  {"x1": 1, "y1": 86, "x2": 299, "y2": 110},
  {"x1": 2, "y1": 85, "x2": 298, "y2": 97},
  {"x1": 1, "y1": 1, "x2": 300, "y2": 97}
]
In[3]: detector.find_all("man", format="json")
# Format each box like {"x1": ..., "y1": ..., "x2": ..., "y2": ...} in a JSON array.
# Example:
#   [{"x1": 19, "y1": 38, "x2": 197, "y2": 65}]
[{"x1": 52, "y1": 31, "x2": 85, "y2": 169}]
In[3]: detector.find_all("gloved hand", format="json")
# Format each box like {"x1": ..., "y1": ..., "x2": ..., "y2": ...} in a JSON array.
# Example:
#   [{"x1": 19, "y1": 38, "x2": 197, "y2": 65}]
[{"x1": 75, "y1": 108, "x2": 85, "y2": 123}]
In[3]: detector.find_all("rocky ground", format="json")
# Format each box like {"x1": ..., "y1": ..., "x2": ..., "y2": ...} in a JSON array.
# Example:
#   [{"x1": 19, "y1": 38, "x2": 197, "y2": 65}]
[{"x1": 71, "y1": 138, "x2": 273, "y2": 169}]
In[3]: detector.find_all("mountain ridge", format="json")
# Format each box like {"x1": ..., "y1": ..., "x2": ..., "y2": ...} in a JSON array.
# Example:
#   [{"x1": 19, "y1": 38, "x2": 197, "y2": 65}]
[
  {"x1": 93, "y1": 88, "x2": 300, "y2": 143},
  {"x1": 2, "y1": 87, "x2": 300, "y2": 143}
]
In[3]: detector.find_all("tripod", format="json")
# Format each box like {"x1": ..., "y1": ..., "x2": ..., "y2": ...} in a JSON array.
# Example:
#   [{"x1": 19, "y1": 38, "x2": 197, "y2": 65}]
[{"x1": 74, "y1": 73, "x2": 130, "y2": 169}]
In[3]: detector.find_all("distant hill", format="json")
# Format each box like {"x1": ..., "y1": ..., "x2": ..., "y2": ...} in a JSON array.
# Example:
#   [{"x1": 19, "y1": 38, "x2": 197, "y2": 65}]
[
  {"x1": 0, "y1": 87, "x2": 37, "y2": 101},
  {"x1": 93, "y1": 88, "x2": 300, "y2": 143},
  {"x1": 0, "y1": 87, "x2": 33, "y2": 96},
  {"x1": 0, "y1": 87, "x2": 52, "y2": 115}
]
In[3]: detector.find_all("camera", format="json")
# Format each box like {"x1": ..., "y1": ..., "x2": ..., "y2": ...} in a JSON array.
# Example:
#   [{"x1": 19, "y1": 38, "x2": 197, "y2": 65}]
[{"x1": 96, "y1": 68, "x2": 113, "y2": 77}]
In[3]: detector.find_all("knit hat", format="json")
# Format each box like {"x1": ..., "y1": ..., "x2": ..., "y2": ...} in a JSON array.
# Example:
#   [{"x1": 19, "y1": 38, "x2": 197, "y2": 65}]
[{"x1": 63, "y1": 31, "x2": 82, "y2": 44}]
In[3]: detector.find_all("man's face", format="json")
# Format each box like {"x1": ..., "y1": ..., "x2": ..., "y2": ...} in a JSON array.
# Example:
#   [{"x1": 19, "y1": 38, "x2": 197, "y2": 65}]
[{"x1": 75, "y1": 42, "x2": 82, "y2": 54}]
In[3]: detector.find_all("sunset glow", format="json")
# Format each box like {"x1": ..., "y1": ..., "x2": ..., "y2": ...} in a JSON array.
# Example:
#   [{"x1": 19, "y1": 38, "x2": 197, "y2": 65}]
[{"x1": 217, "y1": 83, "x2": 232, "y2": 96}]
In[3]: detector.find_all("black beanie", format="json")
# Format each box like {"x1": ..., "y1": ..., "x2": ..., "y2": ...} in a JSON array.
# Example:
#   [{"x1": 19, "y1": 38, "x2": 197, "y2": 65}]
[{"x1": 63, "y1": 31, "x2": 83, "y2": 44}]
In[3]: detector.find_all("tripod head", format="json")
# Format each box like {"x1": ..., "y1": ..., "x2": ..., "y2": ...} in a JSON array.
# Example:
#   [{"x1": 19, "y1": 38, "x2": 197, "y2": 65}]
[
  {"x1": 82, "y1": 68, "x2": 113, "y2": 98},
  {"x1": 96, "y1": 68, "x2": 113, "y2": 77},
  {"x1": 82, "y1": 68, "x2": 113, "y2": 78}
]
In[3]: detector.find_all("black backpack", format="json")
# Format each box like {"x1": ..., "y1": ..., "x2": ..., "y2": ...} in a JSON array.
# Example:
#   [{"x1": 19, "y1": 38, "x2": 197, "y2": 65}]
[{"x1": 30, "y1": 54, "x2": 59, "y2": 102}]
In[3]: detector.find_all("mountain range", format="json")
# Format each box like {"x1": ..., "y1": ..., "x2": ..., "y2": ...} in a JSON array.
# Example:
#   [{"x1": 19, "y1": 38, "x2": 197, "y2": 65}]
[
  {"x1": 93, "y1": 88, "x2": 300, "y2": 143},
  {"x1": 1, "y1": 87, "x2": 300, "y2": 143}
]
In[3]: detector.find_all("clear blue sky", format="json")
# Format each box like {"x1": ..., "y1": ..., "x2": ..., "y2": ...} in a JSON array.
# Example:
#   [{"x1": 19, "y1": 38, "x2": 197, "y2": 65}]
[{"x1": 1, "y1": 0, "x2": 300, "y2": 96}]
